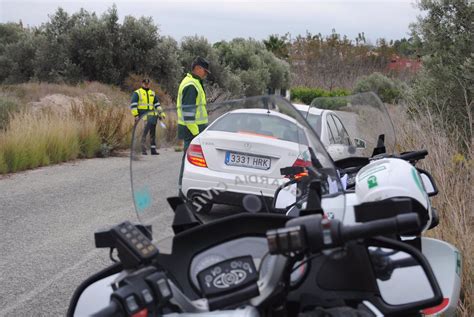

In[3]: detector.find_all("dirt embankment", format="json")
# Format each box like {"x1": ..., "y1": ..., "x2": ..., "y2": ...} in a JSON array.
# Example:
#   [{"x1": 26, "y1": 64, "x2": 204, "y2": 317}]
[{"x1": 29, "y1": 93, "x2": 112, "y2": 113}]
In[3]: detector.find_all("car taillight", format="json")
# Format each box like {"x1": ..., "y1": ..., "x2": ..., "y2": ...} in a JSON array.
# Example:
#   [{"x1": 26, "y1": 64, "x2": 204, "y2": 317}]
[
  {"x1": 187, "y1": 144, "x2": 207, "y2": 168},
  {"x1": 285, "y1": 159, "x2": 311, "y2": 179},
  {"x1": 422, "y1": 298, "x2": 449, "y2": 315},
  {"x1": 293, "y1": 158, "x2": 311, "y2": 168},
  {"x1": 290, "y1": 158, "x2": 311, "y2": 179}
]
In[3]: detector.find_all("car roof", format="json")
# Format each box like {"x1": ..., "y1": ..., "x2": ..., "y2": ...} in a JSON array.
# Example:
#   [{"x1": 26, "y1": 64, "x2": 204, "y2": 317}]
[
  {"x1": 228, "y1": 108, "x2": 300, "y2": 123},
  {"x1": 292, "y1": 103, "x2": 324, "y2": 115}
]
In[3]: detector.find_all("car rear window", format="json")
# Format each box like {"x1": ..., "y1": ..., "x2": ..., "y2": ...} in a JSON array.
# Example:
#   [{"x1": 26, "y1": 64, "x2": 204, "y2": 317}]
[
  {"x1": 299, "y1": 111, "x2": 322, "y2": 135},
  {"x1": 208, "y1": 113, "x2": 308, "y2": 145}
]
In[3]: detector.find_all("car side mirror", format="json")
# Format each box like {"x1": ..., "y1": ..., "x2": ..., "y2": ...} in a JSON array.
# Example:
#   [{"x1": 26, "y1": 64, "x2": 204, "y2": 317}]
[
  {"x1": 417, "y1": 168, "x2": 438, "y2": 197},
  {"x1": 366, "y1": 237, "x2": 443, "y2": 316},
  {"x1": 354, "y1": 138, "x2": 367, "y2": 149}
]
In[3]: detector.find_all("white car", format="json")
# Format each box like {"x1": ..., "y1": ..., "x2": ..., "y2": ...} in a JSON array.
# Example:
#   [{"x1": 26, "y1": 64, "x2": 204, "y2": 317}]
[
  {"x1": 181, "y1": 108, "x2": 312, "y2": 213},
  {"x1": 292, "y1": 103, "x2": 366, "y2": 160}
]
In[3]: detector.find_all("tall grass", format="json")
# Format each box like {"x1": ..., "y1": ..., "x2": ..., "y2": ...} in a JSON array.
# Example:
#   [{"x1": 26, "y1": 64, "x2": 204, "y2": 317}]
[
  {"x1": 159, "y1": 111, "x2": 179, "y2": 146},
  {"x1": 0, "y1": 96, "x2": 22, "y2": 130},
  {"x1": 70, "y1": 100, "x2": 134, "y2": 156},
  {"x1": 0, "y1": 82, "x2": 135, "y2": 174},
  {"x1": 0, "y1": 103, "x2": 133, "y2": 174},
  {"x1": 391, "y1": 104, "x2": 473, "y2": 316},
  {"x1": 0, "y1": 111, "x2": 79, "y2": 172}
]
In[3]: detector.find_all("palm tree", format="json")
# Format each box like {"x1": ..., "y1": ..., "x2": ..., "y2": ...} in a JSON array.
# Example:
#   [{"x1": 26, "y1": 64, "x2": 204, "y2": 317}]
[{"x1": 263, "y1": 34, "x2": 289, "y2": 59}]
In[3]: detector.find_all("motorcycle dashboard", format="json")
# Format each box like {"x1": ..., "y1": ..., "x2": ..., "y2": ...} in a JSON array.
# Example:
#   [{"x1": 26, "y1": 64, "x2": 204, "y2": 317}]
[
  {"x1": 154, "y1": 213, "x2": 290, "y2": 300},
  {"x1": 189, "y1": 237, "x2": 309, "y2": 294}
]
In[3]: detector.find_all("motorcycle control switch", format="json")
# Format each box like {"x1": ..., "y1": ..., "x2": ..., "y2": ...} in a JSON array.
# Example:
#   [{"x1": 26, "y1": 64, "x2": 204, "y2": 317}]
[
  {"x1": 267, "y1": 226, "x2": 307, "y2": 255},
  {"x1": 95, "y1": 221, "x2": 159, "y2": 268}
]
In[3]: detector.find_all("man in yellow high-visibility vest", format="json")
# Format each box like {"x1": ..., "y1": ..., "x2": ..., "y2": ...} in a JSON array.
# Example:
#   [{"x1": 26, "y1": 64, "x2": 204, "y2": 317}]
[
  {"x1": 177, "y1": 57, "x2": 210, "y2": 190},
  {"x1": 130, "y1": 78, "x2": 166, "y2": 155}
]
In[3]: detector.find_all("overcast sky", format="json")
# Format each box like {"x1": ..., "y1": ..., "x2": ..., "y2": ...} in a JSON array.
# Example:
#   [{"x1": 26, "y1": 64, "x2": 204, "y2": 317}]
[{"x1": 0, "y1": 0, "x2": 422, "y2": 43}]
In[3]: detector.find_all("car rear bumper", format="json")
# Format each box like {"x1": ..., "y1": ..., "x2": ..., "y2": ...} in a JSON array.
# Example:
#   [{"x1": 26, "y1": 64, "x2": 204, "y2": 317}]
[
  {"x1": 187, "y1": 189, "x2": 274, "y2": 207},
  {"x1": 182, "y1": 162, "x2": 286, "y2": 204}
]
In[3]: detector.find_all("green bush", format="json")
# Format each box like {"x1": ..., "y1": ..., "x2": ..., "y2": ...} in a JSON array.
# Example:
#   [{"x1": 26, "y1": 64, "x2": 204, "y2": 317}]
[
  {"x1": 214, "y1": 38, "x2": 290, "y2": 97},
  {"x1": 291, "y1": 87, "x2": 350, "y2": 105},
  {"x1": 310, "y1": 96, "x2": 348, "y2": 110},
  {"x1": 353, "y1": 72, "x2": 403, "y2": 103},
  {"x1": 409, "y1": 0, "x2": 473, "y2": 151}
]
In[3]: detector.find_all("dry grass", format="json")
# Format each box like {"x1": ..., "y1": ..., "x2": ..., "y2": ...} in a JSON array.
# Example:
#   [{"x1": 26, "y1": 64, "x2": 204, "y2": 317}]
[
  {"x1": 391, "y1": 105, "x2": 473, "y2": 316},
  {"x1": 0, "y1": 81, "x2": 180, "y2": 174},
  {"x1": 0, "y1": 110, "x2": 80, "y2": 172},
  {"x1": 71, "y1": 100, "x2": 134, "y2": 153},
  {"x1": 0, "y1": 82, "x2": 134, "y2": 174},
  {"x1": 160, "y1": 111, "x2": 179, "y2": 145}
]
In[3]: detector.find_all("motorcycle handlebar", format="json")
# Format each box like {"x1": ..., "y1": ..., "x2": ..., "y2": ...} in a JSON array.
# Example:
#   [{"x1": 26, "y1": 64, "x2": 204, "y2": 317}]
[
  {"x1": 398, "y1": 150, "x2": 428, "y2": 162},
  {"x1": 270, "y1": 213, "x2": 421, "y2": 255},
  {"x1": 341, "y1": 213, "x2": 420, "y2": 242}
]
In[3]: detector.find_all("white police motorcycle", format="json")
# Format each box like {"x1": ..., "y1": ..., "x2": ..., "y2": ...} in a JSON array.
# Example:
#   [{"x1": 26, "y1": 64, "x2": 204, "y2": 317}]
[{"x1": 68, "y1": 95, "x2": 451, "y2": 316}]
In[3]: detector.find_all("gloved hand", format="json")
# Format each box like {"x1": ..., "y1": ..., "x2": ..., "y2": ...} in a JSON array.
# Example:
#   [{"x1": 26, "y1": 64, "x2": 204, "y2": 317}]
[{"x1": 160, "y1": 112, "x2": 167, "y2": 120}]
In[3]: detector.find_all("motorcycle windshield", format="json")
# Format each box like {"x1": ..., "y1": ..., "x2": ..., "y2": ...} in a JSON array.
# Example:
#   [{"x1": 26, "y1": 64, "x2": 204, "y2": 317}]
[
  {"x1": 130, "y1": 95, "x2": 345, "y2": 239},
  {"x1": 304, "y1": 92, "x2": 397, "y2": 161}
]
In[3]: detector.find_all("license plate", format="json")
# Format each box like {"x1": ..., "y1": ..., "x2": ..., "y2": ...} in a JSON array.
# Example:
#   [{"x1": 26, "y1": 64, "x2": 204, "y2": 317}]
[{"x1": 225, "y1": 151, "x2": 271, "y2": 170}]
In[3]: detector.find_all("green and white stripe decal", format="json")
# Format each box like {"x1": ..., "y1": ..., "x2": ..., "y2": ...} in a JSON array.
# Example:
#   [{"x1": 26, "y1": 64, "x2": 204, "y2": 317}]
[
  {"x1": 455, "y1": 250, "x2": 461, "y2": 277},
  {"x1": 411, "y1": 167, "x2": 425, "y2": 195},
  {"x1": 357, "y1": 165, "x2": 386, "y2": 182}
]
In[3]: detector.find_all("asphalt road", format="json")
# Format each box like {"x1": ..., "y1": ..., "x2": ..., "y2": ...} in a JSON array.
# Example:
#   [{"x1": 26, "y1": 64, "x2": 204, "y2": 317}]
[{"x1": 0, "y1": 149, "x2": 187, "y2": 316}]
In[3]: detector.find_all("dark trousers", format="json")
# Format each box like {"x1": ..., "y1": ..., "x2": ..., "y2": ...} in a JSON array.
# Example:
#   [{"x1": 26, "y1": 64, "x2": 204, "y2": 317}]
[
  {"x1": 141, "y1": 121, "x2": 157, "y2": 150},
  {"x1": 178, "y1": 138, "x2": 192, "y2": 190}
]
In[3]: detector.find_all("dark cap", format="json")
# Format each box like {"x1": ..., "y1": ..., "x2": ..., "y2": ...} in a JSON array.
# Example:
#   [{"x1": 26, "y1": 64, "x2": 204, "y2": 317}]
[
  {"x1": 142, "y1": 77, "x2": 151, "y2": 84},
  {"x1": 191, "y1": 56, "x2": 211, "y2": 74}
]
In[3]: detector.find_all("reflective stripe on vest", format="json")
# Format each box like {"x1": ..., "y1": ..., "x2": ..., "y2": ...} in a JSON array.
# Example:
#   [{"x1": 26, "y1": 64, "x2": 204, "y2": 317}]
[
  {"x1": 135, "y1": 88, "x2": 156, "y2": 116},
  {"x1": 176, "y1": 73, "x2": 208, "y2": 125}
]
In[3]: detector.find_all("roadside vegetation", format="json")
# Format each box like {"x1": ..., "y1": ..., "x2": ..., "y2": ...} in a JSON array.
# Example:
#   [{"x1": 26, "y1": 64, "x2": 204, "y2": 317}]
[
  {"x1": 393, "y1": 103, "x2": 473, "y2": 316},
  {"x1": 0, "y1": 82, "x2": 133, "y2": 173}
]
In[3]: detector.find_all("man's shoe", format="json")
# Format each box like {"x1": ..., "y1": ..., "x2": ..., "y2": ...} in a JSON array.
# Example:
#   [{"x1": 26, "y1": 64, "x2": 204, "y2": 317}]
[
  {"x1": 150, "y1": 148, "x2": 159, "y2": 155},
  {"x1": 142, "y1": 150, "x2": 148, "y2": 155}
]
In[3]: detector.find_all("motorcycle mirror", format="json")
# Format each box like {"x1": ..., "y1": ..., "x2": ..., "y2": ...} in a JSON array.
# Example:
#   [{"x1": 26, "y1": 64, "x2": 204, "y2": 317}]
[
  {"x1": 365, "y1": 237, "x2": 443, "y2": 316},
  {"x1": 354, "y1": 138, "x2": 367, "y2": 149},
  {"x1": 417, "y1": 168, "x2": 438, "y2": 197},
  {"x1": 368, "y1": 247, "x2": 434, "y2": 304},
  {"x1": 67, "y1": 266, "x2": 121, "y2": 317},
  {"x1": 273, "y1": 181, "x2": 298, "y2": 211}
]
